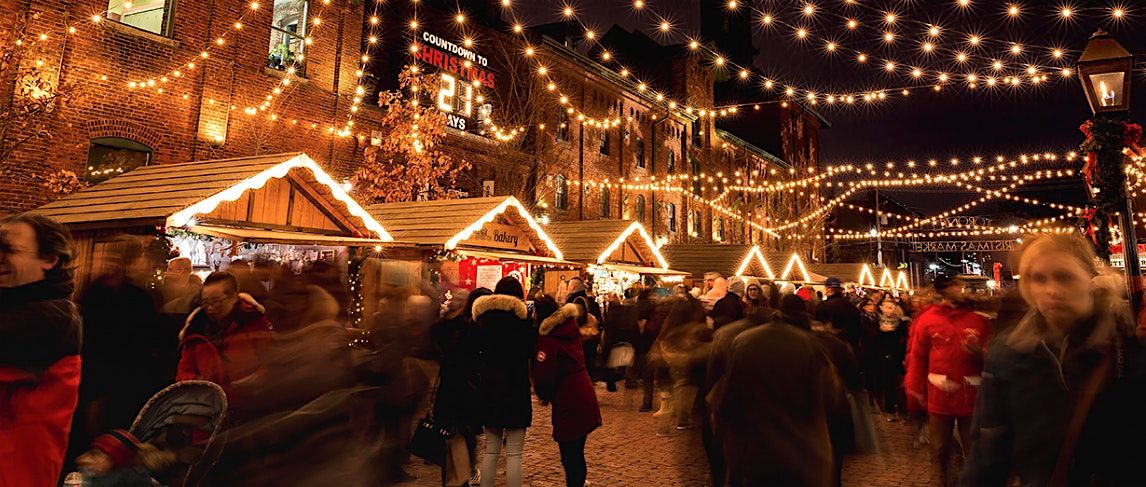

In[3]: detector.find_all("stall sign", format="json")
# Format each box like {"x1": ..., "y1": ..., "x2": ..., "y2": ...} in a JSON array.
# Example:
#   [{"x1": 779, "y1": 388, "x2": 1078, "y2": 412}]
[
  {"x1": 461, "y1": 222, "x2": 533, "y2": 252},
  {"x1": 475, "y1": 265, "x2": 502, "y2": 290}
]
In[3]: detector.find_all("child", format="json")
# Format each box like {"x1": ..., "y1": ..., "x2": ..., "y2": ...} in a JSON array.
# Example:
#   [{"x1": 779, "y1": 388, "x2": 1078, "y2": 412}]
[{"x1": 71, "y1": 429, "x2": 173, "y2": 487}]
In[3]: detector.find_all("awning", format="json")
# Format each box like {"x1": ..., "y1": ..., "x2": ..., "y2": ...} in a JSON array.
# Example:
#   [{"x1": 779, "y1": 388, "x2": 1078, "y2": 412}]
[
  {"x1": 190, "y1": 224, "x2": 392, "y2": 246},
  {"x1": 457, "y1": 249, "x2": 581, "y2": 267},
  {"x1": 594, "y1": 263, "x2": 690, "y2": 276}
]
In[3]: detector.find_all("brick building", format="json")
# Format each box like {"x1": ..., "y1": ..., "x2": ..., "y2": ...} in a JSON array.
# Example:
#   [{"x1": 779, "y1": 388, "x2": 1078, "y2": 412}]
[
  {"x1": 0, "y1": 0, "x2": 379, "y2": 214},
  {"x1": 1, "y1": 0, "x2": 826, "y2": 251}
]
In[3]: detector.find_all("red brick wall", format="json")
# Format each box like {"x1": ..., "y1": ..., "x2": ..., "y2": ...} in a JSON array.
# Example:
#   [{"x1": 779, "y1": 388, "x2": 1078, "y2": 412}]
[{"x1": 1, "y1": 0, "x2": 380, "y2": 214}]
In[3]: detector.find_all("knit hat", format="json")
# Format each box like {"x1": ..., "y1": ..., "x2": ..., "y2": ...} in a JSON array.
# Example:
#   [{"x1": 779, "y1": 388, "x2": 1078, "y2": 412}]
[{"x1": 91, "y1": 430, "x2": 139, "y2": 469}]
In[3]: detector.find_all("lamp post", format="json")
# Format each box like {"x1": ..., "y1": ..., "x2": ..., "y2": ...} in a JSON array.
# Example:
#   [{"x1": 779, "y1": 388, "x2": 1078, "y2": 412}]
[{"x1": 1077, "y1": 29, "x2": 1140, "y2": 311}]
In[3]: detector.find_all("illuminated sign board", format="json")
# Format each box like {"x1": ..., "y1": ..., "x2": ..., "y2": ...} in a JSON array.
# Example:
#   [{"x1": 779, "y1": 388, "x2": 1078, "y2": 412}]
[{"x1": 413, "y1": 32, "x2": 496, "y2": 131}]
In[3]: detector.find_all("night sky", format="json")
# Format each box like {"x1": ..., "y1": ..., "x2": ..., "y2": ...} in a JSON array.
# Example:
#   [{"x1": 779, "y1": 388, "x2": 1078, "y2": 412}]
[{"x1": 515, "y1": 0, "x2": 1146, "y2": 213}]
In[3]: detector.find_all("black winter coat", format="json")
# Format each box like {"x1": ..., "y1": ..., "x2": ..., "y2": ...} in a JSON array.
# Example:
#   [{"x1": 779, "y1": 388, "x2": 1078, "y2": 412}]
[
  {"x1": 472, "y1": 294, "x2": 534, "y2": 429},
  {"x1": 431, "y1": 313, "x2": 481, "y2": 434},
  {"x1": 815, "y1": 295, "x2": 862, "y2": 351},
  {"x1": 962, "y1": 318, "x2": 1146, "y2": 487}
]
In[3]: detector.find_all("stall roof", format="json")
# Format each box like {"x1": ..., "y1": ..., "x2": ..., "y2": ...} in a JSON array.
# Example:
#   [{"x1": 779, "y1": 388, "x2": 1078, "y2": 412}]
[
  {"x1": 33, "y1": 153, "x2": 390, "y2": 240},
  {"x1": 544, "y1": 220, "x2": 670, "y2": 269},
  {"x1": 366, "y1": 196, "x2": 563, "y2": 259},
  {"x1": 190, "y1": 224, "x2": 392, "y2": 246},
  {"x1": 661, "y1": 244, "x2": 758, "y2": 278}
]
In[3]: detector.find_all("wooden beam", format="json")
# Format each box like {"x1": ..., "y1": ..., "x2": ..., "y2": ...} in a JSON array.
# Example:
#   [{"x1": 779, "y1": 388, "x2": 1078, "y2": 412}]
[{"x1": 285, "y1": 171, "x2": 361, "y2": 234}]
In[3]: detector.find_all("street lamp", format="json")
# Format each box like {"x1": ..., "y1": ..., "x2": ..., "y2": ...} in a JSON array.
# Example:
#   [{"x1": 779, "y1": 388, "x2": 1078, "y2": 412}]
[
  {"x1": 1077, "y1": 29, "x2": 1140, "y2": 310},
  {"x1": 1078, "y1": 30, "x2": 1134, "y2": 115}
]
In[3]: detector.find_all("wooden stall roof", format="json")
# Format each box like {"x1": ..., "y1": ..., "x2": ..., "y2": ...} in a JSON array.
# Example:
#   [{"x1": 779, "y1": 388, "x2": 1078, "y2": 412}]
[
  {"x1": 809, "y1": 263, "x2": 874, "y2": 283},
  {"x1": 33, "y1": 153, "x2": 390, "y2": 240},
  {"x1": 366, "y1": 196, "x2": 563, "y2": 259},
  {"x1": 544, "y1": 220, "x2": 670, "y2": 269},
  {"x1": 661, "y1": 244, "x2": 756, "y2": 278}
]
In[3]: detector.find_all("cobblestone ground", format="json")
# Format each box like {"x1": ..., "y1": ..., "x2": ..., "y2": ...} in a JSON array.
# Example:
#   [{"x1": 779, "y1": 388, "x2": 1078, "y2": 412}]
[{"x1": 402, "y1": 386, "x2": 940, "y2": 486}]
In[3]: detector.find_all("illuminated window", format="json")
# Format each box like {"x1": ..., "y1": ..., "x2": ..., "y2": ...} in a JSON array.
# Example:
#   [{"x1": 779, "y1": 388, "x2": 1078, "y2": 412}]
[
  {"x1": 712, "y1": 216, "x2": 724, "y2": 241},
  {"x1": 268, "y1": 0, "x2": 309, "y2": 72},
  {"x1": 600, "y1": 188, "x2": 611, "y2": 217},
  {"x1": 666, "y1": 150, "x2": 676, "y2": 173},
  {"x1": 635, "y1": 195, "x2": 646, "y2": 222},
  {"x1": 106, "y1": 0, "x2": 175, "y2": 36},
  {"x1": 86, "y1": 137, "x2": 152, "y2": 183},
  {"x1": 668, "y1": 203, "x2": 677, "y2": 232},
  {"x1": 555, "y1": 174, "x2": 568, "y2": 210},
  {"x1": 599, "y1": 131, "x2": 610, "y2": 155}
]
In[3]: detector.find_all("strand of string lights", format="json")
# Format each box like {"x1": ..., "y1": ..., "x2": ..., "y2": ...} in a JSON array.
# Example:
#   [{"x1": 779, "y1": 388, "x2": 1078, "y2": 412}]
[{"x1": 715, "y1": 0, "x2": 1079, "y2": 102}]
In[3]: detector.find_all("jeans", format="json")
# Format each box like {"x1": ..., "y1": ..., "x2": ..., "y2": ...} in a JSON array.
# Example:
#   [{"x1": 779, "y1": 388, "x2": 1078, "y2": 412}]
[
  {"x1": 480, "y1": 427, "x2": 525, "y2": 487},
  {"x1": 558, "y1": 436, "x2": 588, "y2": 487}
]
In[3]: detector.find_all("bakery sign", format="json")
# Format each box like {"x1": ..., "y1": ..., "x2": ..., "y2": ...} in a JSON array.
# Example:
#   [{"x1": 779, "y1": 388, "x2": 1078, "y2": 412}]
[
  {"x1": 412, "y1": 31, "x2": 497, "y2": 131},
  {"x1": 461, "y1": 222, "x2": 534, "y2": 252}
]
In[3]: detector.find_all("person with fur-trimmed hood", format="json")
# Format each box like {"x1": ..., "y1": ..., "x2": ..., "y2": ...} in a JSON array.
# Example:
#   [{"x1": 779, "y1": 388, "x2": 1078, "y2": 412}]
[
  {"x1": 176, "y1": 271, "x2": 274, "y2": 420},
  {"x1": 532, "y1": 296, "x2": 602, "y2": 487},
  {"x1": 473, "y1": 277, "x2": 534, "y2": 487}
]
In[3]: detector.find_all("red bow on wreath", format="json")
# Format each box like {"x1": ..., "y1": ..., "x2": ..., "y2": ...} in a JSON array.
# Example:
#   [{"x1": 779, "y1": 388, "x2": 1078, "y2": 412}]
[
  {"x1": 1125, "y1": 122, "x2": 1143, "y2": 153},
  {"x1": 1082, "y1": 207, "x2": 1099, "y2": 244}
]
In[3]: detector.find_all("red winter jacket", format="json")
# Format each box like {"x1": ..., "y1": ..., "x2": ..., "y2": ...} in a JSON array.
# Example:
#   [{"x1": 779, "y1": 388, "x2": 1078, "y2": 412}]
[
  {"x1": 177, "y1": 293, "x2": 274, "y2": 411},
  {"x1": 0, "y1": 279, "x2": 83, "y2": 487},
  {"x1": 904, "y1": 303, "x2": 990, "y2": 417},
  {"x1": 532, "y1": 304, "x2": 602, "y2": 443}
]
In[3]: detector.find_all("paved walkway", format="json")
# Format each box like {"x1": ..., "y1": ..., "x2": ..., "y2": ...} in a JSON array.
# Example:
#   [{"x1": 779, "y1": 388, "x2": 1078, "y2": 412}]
[{"x1": 404, "y1": 385, "x2": 940, "y2": 486}]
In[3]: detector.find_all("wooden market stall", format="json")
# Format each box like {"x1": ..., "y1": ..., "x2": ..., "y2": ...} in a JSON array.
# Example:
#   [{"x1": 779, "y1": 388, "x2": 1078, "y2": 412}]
[
  {"x1": 808, "y1": 262, "x2": 913, "y2": 293},
  {"x1": 33, "y1": 152, "x2": 392, "y2": 287},
  {"x1": 366, "y1": 196, "x2": 578, "y2": 296},
  {"x1": 660, "y1": 244, "x2": 780, "y2": 288},
  {"x1": 543, "y1": 220, "x2": 688, "y2": 297}
]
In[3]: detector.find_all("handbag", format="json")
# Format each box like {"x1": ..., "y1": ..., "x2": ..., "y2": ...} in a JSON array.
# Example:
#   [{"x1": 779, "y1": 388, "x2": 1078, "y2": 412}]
[
  {"x1": 606, "y1": 342, "x2": 636, "y2": 368},
  {"x1": 407, "y1": 375, "x2": 450, "y2": 466}
]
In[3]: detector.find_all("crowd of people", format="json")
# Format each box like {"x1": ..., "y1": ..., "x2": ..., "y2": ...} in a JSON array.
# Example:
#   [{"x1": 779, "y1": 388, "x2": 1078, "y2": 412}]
[{"x1": 4, "y1": 211, "x2": 1146, "y2": 486}]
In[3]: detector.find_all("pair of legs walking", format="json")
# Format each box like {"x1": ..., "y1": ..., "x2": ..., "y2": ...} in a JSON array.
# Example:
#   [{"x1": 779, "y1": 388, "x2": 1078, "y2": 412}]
[
  {"x1": 928, "y1": 414, "x2": 972, "y2": 487},
  {"x1": 480, "y1": 427, "x2": 524, "y2": 487}
]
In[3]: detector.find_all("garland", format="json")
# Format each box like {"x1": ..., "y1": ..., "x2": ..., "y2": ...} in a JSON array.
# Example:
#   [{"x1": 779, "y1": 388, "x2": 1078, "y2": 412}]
[{"x1": 1078, "y1": 117, "x2": 1143, "y2": 261}]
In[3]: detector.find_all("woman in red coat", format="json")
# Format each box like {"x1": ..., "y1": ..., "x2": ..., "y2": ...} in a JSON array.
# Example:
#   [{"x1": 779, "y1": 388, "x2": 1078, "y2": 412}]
[
  {"x1": 532, "y1": 296, "x2": 602, "y2": 487},
  {"x1": 904, "y1": 276, "x2": 990, "y2": 487}
]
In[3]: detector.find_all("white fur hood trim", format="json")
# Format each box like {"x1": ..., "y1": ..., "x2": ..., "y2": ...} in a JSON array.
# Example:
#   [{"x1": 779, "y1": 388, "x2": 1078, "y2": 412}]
[
  {"x1": 539, "y1": 303, "x2": 582, "y2": 336},
  {"x1": 472, "y1": 294, "x2": 528, "y2": 320}
]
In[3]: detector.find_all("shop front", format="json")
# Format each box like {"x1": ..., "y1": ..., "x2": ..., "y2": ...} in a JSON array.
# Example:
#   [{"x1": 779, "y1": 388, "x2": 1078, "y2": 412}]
[
  {"x1": 366, "y1": 196, "x2": 577, "y2": 297},
  {"x1": 544, "y1": 220, "x2": 686, "y2": 298},
  {"x1": 32, "y1": 152, "x2": 392, "y2": 290}
]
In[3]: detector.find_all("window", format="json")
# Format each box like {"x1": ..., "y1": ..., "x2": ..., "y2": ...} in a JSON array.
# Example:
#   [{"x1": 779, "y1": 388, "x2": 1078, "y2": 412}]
[
  {"x1": 668, "y1": 203, "x2": 677, "y2": 232},
  {"x1": 635, "y1": 195, "x2": 646, "y2": 222},
  {"x1": 692, "y1": 119, "x2": 702, "y2": 146},
  {"x1": 556, "y1": 109, "x2": 570, "y2": 141},
  {"x1": 86, "y1": 137, "x2": 153, "y2": 183},
  {"x1": 600, "y1": 188, "x2": 611, "y2": 217},
  {"x1": 712, "y1": 216, "x2": 724, "y2": 241},
  {"x1": 635, "y1": 137, "x2": 645, "y2": 168},
  {"x1": 680, "y1": 129, "x2": 687, "y2": 158},
  {"x1": 690, "y1": 156, "x2": 701, "y2": 194},
  {"x1": 666, "y1": 150, "x2": 676, "y2": 173},
  {"x1": 555, "y1": 174, "x2": 568, "y2": 210},
  {"x1": 622, "y1": 195, "x2": 631, "y2": 219},
  {"x1": 689, "y1": 210, "x2": 699, "y2": 235},
  {"x1": 106, "y1": 0, "x2": 175, "y2": 36},
  {"x1": 599, "y1": 131, "x2": 610, "y2": 155},
  {"x1": 268, "y1": 0, "x2": 309, "y2": 72}
]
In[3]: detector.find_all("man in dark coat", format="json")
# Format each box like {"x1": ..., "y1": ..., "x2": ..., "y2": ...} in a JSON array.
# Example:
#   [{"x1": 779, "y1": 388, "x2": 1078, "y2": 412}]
[
  {"x1": 815, "y1": 277, "x2": 862, "y2": 351},
  {"x1": 0, "y1": 213, "x2": 83, "y2": 487},
  {"x1": 714, "y1": 295, "x2": 845, "y2": 486},
  {"x1": 702, "y1": 312, "x2": 766, "y2": 487}
]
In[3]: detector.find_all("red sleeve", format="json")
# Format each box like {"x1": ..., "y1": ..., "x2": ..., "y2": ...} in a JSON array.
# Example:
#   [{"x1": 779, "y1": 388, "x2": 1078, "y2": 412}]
[
  {"x1": 904, "y1": 314, "x2": 931, "y2": 405},
  {"x1": 175, "y1": 343, "x2": 201, "y2": 382},
  {"x1": 531, "y1": 336, "x2": 560, "y2": 402}
]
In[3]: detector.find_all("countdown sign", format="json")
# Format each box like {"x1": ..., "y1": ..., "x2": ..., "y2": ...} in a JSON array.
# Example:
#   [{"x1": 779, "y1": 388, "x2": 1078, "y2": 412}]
[{"x1": 412, "y1": 32, "x2": 497, "y2": 131}]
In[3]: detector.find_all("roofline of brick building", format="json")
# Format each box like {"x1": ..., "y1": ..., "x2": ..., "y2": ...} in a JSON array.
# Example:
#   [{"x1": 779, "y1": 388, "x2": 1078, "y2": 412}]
[{"x1": 713, "y1": 129, "x2": 790, "y2": 169}]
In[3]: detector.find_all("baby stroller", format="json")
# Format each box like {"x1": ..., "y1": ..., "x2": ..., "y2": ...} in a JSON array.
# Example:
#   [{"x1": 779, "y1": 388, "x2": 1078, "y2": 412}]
[{"x1": 129, "y1": 380, "x2": 228, "y2": 487}]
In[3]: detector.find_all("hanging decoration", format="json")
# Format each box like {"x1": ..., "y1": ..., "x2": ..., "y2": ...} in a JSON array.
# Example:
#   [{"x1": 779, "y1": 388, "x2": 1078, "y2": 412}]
[{"x1": 1078, "y1": 117, "x2": 1142, "y2": 259}]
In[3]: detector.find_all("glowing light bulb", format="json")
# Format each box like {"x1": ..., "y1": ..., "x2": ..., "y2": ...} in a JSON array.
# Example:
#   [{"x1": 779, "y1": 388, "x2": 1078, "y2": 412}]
[{"x1": 847, "y1": 19, "x2": 858, "y2": 29}]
